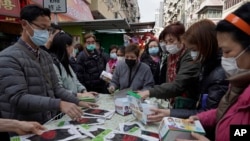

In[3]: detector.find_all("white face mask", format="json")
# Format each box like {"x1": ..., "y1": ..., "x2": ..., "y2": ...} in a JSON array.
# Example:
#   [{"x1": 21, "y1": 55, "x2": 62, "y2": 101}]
[
  {"x1": 190, "y1": 51, "x2": 198, "y2": 60},
  {"x1": 221, "y1": 49, "x2": 248, "y2": 76},
  {"x1": 166, "y1": 44, "x2": 180, "y2": 54},
  {"x1": 117, "y1": 56, "x2": 125, "y2": 62}
]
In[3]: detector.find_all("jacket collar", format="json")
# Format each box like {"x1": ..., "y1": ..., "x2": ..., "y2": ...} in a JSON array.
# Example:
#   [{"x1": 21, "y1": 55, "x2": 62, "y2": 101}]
[{"x1": 227, "y1": 71, "x2": 250, "y2": 88}]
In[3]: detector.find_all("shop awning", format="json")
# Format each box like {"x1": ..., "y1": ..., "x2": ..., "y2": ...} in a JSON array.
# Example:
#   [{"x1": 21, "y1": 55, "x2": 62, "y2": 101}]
[
  {"x1": 58, "y1": 19, "x2": 155, "y2": 34},
  {"x1": 59, "y1": 19, "x2": 130, "y2": 30},
  {"x1": 129, "y1": 22, "x2": 155, "y2": 30}
]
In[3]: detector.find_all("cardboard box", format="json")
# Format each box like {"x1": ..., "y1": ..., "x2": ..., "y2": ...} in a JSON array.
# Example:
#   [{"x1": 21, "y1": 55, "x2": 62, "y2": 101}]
[
  {"x1": 114, "y1": 97, "x2": 132, "y2": 116},
  {"x1": 100, "y1": 71, "x2": 113, "y2": 83},
  {"x1": 127, "y1": 91, "x2": 157, "y2": 125},
  {"x1": 159, "y1": 117, "x2": 206, "y2": 141}
]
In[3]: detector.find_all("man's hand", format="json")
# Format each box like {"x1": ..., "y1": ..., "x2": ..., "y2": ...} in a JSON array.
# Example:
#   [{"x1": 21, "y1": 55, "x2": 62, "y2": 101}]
[
  {"x1": 147, "y1": 108, "x2": 170, "y2": 122},
  {"x1": 176, "y1": 132, "x2": 210, "y2": 141},
  {"x1": 15, "y1": 121, "x2": 46, "y2": 135},
  {"x1": 77, "y1": 91, "x2": 99, "y2": 98},
  {"x1": 137, "y1": 90, "x2": 150, "y2": 100},
  {"x1": 78, "y1": 101, "x2": 98, "y2": 108},
  {"x1": 60, "y1": 101, "x2": 83, "y2": 119}
]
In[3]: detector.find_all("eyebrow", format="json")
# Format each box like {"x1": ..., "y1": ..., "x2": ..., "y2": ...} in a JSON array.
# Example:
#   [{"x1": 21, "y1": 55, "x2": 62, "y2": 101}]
[{"x1": 31, "y1": 22, "x2": 51, "y2": 30}]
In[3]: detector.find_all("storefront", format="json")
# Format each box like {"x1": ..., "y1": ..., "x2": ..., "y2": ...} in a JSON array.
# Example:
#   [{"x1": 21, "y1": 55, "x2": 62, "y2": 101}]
[
  {"x1": 0, "y1": 0, "x2": 27, "y2": 50},
  {"x1": 0, "y1": 0, "x2": 94, "y2": 50}
]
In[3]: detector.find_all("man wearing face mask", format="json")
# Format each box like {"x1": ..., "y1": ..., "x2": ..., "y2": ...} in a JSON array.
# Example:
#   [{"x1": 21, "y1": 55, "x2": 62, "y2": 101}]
[
  {"x1": 108, "y1": 44, "x2": 154, "y2": 93},
  {"x1": 0, "y1": 5, "x2": 97, "y2": 127},
  {"x1": 76, "y1": 33, "x2": 108, "y2": 93}
]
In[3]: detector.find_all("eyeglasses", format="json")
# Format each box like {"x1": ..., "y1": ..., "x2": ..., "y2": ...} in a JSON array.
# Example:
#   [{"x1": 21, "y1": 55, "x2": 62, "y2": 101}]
[{"x1": 30, "y1": 22, "x2": 51, "y2": 31}]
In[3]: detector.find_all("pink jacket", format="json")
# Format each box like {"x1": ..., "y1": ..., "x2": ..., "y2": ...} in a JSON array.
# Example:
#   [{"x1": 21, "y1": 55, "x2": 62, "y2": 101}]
[{"x1": 197, "y1": 85, "x2": 250, "y2": 141}]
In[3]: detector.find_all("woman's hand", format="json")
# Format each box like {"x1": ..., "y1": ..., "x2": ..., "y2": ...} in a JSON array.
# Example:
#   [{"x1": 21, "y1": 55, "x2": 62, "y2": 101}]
[
  {"x1": 137, "y1": 90, "x2": 150, "y2": 100},
  {"x1": 108, "y1": 86, "x2": 115, "y2": 94},
  {"x1": 147, "y1": 108, "x2": 170, "y2": 122}
]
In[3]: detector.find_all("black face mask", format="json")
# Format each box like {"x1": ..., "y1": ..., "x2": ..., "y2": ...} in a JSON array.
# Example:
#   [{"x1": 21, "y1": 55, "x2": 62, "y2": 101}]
[{"x1": 125, "y1": 59, "x2": 136, "y2": 68}]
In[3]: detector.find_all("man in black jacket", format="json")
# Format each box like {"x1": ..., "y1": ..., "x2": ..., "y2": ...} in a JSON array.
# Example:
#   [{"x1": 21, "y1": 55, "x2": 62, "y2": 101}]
[{"x1": 76, "y1": 33, "x2": 108, "y2": 93}]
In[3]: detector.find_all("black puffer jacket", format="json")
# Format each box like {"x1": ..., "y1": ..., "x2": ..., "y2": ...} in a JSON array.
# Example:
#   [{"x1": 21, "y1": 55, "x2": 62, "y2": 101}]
[
  {"x1": 76, "y1": 50, "x2": 107, "y2": 93},
  {"x1": 140, "y1": 53, "x2": 161, "y2": 84},
  {"x1": 0, "y1": 39, "x2": 79, "y2": 124},
  {"x1": 170, "y1": 53, "x2": 229, "y2": 118}
]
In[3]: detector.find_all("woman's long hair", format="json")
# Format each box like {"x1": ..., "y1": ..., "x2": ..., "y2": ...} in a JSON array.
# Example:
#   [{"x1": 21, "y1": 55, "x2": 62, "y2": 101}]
[{"x1": 49, "y1": 31, "x2": 73, "y2": 77}]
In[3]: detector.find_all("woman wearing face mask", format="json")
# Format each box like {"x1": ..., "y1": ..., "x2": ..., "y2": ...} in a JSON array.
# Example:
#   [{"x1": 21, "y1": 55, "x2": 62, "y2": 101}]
[
  {"x1": 108, "y1": 44, "x2": 154, "y2": 93},
  {"x1": 69, "y1": 43, "x2": 83, "y2": 73},
  {"x1": 138, "y1": 22, "x2": 201, "y2": 109},
  {"x1": 106, "y1": 45, "x2": 118, "y2": 74},
  {"x1": 140, "y1": 39, "x2": 162, "y2": 84},
  {"x1": 177, "y1": 3, "x2": 250, "y2": 141},
  {"x1": 117, "y1": 46, "x2": 125, "y2": 61},
  {"x1": 147, "y1": 19, "x2": 229, "y2": 140},
  {"x1": 49, "y1": 32, "x2": 98, "y2": 99}
]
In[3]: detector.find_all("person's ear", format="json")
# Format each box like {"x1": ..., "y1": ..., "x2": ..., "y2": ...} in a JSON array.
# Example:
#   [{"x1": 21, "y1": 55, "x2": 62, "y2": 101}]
[{"x1": 20, "y1": 20, "x2": 28, "y2": 29}]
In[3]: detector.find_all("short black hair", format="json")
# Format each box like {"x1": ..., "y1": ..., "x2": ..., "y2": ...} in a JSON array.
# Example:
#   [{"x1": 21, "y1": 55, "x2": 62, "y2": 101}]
[
  {"x1": 216, "y1": 2, "x2": 250, "y2": 49},
  {"x1": 20, "y1": 4, "x2": 51, "y2": 22},
  {"x1": 118, "y1": 46, "x2": 125, "y2": 55},
  {"x1": 109, "y1": 45, "x2": 118, "y2": 53}
]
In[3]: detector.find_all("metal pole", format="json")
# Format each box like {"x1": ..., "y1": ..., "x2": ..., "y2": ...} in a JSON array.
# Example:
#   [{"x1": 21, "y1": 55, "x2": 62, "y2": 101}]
[{"x1": 54, "y1": 13, "x2": 58, "y2": 25}]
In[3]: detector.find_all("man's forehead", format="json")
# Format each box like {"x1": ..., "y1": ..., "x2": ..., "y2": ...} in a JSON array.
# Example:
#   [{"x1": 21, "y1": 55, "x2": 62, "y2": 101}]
[{"x1": 33, "y1": 16, "x2": 51, "y2": 26}]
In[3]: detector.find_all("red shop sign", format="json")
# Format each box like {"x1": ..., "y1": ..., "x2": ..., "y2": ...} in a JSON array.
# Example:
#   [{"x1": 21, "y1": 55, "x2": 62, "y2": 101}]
[{"x1": 0, "y1": 0, "x2": 21, "y2": 17}]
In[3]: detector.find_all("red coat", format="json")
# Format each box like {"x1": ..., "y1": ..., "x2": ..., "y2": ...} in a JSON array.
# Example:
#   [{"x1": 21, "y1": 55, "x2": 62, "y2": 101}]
[{"x1": 197, "y1": 85, "x2": 250, "y2": 141}]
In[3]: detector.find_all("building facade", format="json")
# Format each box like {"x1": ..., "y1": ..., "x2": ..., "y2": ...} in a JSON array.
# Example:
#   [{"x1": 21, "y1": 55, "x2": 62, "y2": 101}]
[
  {"x1": 155, "y1": 2, "x2": 164, "y2": 28},
  {"x1": 88, "y1": 0, "x2": 140, "y2": 23},
  {"x1": 162, "y1": 0, "x2": 185, "y2": 26},
  {"x1": 163, "y1": 0, "x2": 250, "y2": 27},
  {"x1": 223, "y1": 0, "x2": 250, "y2": 18}
]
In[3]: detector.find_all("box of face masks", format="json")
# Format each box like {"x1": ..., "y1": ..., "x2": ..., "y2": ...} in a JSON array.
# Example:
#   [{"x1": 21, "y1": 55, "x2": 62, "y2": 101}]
[
  {"x1": 114, "y1": 97, "x2": 131, "y2": 116},
  {"x1": 158, "y1": 117, "x2": 206, "y2": 141},
  {"x1": 100, "y1": 71, "x2": 113, "y2": 83},
  {"x1": 127, "y1": 91, "x2": 158, "y2": 124}
]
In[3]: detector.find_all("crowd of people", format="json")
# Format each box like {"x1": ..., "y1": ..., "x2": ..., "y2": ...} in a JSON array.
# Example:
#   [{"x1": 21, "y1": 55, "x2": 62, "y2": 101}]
[{"x1": 0, "y1": 2, "x2": 250, "y2": 141}]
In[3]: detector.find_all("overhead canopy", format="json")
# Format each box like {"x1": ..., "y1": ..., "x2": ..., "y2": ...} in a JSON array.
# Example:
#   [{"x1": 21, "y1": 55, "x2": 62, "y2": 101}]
[
  {"x1": 129, "y1": 22, "x2": 155, "y2": 30},
  {"x1": 59, "y1": 19, "x2": 155, "y2": 33},
  {"x1": 59, "y1": 19, "x2": 130, "y2": 30}
]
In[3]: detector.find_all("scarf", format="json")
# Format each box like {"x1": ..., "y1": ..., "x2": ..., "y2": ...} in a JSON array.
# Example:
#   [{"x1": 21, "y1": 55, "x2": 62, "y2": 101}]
[
  {"x1": 167, "y1": 47, "x2": 187, "y2": 105},
  {"x1": 108, "y1": 59, "x2": 117, "y2": 73},
  {"x1": 216, "y1": 71, "x2": 250, "y2": 121},
  {"x1": 167, "y1": 47, "x2": 187, "y2": 82}
]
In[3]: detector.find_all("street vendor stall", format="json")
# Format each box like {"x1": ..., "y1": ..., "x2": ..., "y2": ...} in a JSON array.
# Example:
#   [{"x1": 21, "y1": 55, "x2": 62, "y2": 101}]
[{"x1": 11, "y1": 94, "x2": 167, "y2": 141}]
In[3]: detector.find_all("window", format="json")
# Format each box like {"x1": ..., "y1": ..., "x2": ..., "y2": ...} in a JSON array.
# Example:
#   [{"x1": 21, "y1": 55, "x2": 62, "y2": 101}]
[
  {"x1": 224, "y1": 0, "x2": 243, "y2": 10},
  {"x1": 205, "y1": 9, "x2": 222, "y2": 18}
]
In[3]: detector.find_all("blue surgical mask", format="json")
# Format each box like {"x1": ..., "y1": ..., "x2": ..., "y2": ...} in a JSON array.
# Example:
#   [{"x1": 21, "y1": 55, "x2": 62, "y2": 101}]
[
  {"x1": 29, "y1": 29, "x2": 49, "y2": 46},
  {"x1": 110, "y1": 53, "x2": 117, "y2": 59},
  {"x1": 86, "y1": 44, "x2": 96, "y2": 51},
  {"x1": 148, "y1": 47, "x2": 159, "y2": 55}
]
